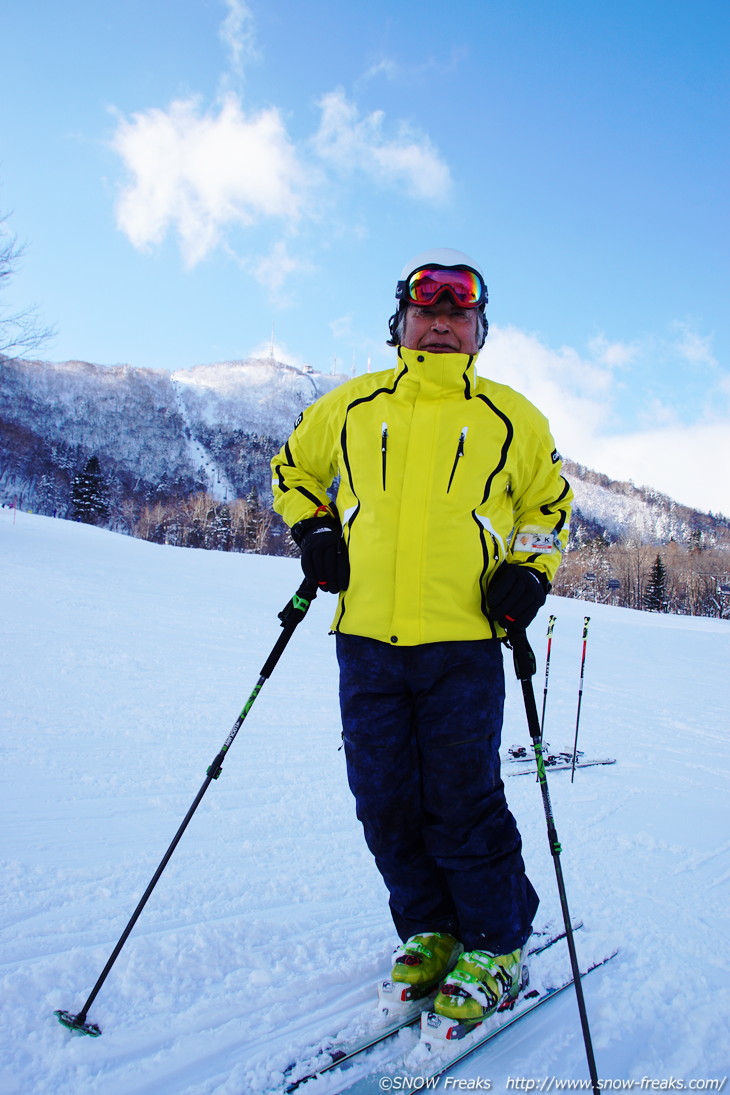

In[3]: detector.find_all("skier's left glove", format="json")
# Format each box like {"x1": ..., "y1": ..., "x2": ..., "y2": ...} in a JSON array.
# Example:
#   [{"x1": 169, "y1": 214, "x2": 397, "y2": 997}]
[{"x1": 487, "y1": 563, "x2": 549, "y2": 631}]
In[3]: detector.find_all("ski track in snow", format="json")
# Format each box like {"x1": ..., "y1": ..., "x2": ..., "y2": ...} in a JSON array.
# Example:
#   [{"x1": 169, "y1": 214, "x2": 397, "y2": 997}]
[
  {"x1": 1, "y1": 511, "x2": 729, "y2": 1094},
  {"x1": 170, "y1": 378, "x2": 237, "y2": 503}
]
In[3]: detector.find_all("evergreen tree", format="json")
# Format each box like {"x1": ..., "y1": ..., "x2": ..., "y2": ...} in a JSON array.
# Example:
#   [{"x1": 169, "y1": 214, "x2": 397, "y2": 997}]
[
  {"x1": 209, "y1": 503, "x2": 232, "y2": 550},
  {"x1": 644, "y1": 554, "x2": 668, "y2": 612},
  {"x1": 71, "y1": 455, "x2": 109, "y2": 525}
]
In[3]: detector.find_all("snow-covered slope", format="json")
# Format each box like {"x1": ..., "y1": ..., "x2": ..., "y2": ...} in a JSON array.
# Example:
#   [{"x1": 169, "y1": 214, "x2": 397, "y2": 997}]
[{"x1": 1, "y1": 511, "x2": 728, "y2": 1094}]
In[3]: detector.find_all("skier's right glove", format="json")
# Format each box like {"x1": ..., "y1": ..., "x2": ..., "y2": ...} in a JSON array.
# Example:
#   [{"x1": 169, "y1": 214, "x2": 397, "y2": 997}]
[{"x1": 291, "y1": 516, "x2": 350, "y2": 594}]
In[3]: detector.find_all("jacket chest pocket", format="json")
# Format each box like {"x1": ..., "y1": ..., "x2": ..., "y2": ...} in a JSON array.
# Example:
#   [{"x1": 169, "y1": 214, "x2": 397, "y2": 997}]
[{"x1": 444, "y1": 427, "x2": 514, "y2": 508}]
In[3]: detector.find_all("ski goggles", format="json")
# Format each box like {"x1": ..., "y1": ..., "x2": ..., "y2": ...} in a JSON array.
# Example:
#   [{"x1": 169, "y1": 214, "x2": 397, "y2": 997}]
[{"x1": 396, "y1": 265, "x2": 487, "y2": 309}]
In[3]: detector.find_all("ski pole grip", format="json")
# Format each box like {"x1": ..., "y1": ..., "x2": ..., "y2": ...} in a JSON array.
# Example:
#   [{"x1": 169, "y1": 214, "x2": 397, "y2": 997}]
[
  {"x1": 259, "y1": 579, "x2": 319, "y2": 681},
  {"x1": 278, "y1": 578, "x2": 318, "y2": 627},
  {"x1": 509, "y1": 628, "x2": 537, "y2": 682}
]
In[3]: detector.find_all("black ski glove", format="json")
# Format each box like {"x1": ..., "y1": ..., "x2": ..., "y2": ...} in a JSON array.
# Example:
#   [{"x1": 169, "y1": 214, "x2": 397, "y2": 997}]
[
  {"x1": 291, "y1": 516, "x2": 350, "y2": 594},
  {"x1": 487, "y1": 563, "x2": 548, "y2": 631}
]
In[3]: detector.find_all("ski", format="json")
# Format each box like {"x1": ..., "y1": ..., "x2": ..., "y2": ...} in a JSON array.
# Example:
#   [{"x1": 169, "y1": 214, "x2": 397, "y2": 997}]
[
  {"x1": 505, "y1": 745, "x2": 584, "y2": 764},
  {"x1": 282, "y1": 923, "x2": 582, "y2": 1093},
  {"x1": 506, "y1": 745, "x2": 583, "y2": 763},
  {"x1": 344, "y1": 950, "x2": 618, "y2": 1094},
  {"x1": 507, "y1": 758, "x2": 615, "y2": 776},
  {"x1": 282, "y1": 999, "x2": 425, "y2": 1093}
]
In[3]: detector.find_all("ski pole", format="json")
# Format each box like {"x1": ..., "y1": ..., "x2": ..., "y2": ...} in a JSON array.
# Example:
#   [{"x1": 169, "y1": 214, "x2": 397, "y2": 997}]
[
  {"x1": 570, "y1": 616, "x2": 590, "y2": 783},
  {"x1": 509, "y1": 628, "x2": 601, "y2": 1095},
  {"x1": 55, "y1": 577, "x2": 318, "y2": 1038},
  {"x1": 540, "y1": 614, "x2": 557, "y2": 736}
]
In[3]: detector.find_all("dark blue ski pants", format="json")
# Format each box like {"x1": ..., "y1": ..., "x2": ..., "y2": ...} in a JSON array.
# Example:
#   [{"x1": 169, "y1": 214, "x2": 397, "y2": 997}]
[{"x1": 336, "y1": 634, "x2": 538, "y2": 954}]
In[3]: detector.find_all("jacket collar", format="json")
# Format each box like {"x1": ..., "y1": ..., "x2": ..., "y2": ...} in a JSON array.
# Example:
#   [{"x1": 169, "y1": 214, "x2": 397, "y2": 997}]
[{"x1": 396, "y1": 345, "x2": 479, "y2": 398}]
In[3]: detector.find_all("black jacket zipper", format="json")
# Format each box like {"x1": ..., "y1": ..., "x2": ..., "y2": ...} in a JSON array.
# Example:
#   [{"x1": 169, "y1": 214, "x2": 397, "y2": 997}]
[{"x1": 447, "y1": 428, "x2": 468, "y2": 493}]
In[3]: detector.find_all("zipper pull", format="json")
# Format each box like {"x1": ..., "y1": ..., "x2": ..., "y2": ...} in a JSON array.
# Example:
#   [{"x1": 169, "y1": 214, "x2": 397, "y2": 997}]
[
  {"x1": 381, "y1": 422, "x2": 388, "y2": 489},
  {"x1": 447, "y1": 427, "x2": 468, "y2": 493}
]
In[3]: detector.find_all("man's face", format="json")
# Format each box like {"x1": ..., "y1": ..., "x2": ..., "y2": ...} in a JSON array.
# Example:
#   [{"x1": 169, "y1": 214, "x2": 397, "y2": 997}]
[{"x1": 400, "y1": 298, "x2": 481, "y2": 354}]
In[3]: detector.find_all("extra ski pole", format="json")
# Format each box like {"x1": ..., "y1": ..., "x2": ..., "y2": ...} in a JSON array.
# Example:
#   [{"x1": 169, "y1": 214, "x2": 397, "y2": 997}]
[
  {"x1": 55, "y1": 578, "x2": 318, "y2": 1038},
  {"x1": 571, "y1": 616, "x2": 591, "y2": 783},
  {"x1": 509, "y1": 628, "x2": 601, "y2": 1095},
  {"x1": 540, "y1": 614, "x2": 557, "y2": 736}
]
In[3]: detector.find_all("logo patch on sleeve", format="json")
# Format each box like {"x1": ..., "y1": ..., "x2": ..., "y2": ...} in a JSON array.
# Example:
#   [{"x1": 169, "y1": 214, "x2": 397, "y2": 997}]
[
  {"x1": 515, "y1": 531, "x2": 555, "y2": 554},
  {"x1": 551, "y1": 449, "x2": 560, "y2": 464}
]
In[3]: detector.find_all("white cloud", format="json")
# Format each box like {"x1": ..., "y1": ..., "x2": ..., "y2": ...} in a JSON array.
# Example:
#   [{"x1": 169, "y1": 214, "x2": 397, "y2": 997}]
[
  {"x1": 481, "y1": 326, "x2": 617, "y2": 453},
  {"x1": 671, "y1": 320, "x2": 718, "y2": 368},
  {"x1": 111, "y1": 86, "x2": 451, "y2": 268},
  {"x1": 479, "y1": 325, "x2": 730, "y2": 517},
  {"x1": 251, "y1": 240, "x2": 314, "y2": 297},
  {"x1": 361, "y1": 58, "x2": 399, "y2": 82},
  {"x1": 636, "y1": 398, "x2": 681, "y2": 429},
  {"x1": 110, "y1": 2, "x2": 452, "y2": 273},
  {"x1": 112, "y1": 95, "x2": 305, "y2": 267},
  {"x1": 587, "y1": 333, "x2": 640, "y2": 368},
  {"x1": 219, "y1": 0, "x2": 257, "y2": 77},
  {"x1": 312, "y1": 89, "x2": 452, "y2": 201},
  {"x1": 586, "y1": 422, "x2": 729, "y2": 516},
  {"x1": 329, "y1": 313, "x2": 354, "y2": 340}
]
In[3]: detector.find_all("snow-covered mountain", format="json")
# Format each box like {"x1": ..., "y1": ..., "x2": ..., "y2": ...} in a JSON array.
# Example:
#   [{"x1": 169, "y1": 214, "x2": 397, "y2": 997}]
[
  {"x1": 0, "y1": 354, "x2": 343, "y2": 520},
  {"x1": 2, "y1": 510, "x2": 728, "y2": 1093},
  {"x1": 0, "y1": 353, "x2": 725, "y2": 546},
  {"x1": 562, "y1": 459, "x2": 727, "y2": 547}
]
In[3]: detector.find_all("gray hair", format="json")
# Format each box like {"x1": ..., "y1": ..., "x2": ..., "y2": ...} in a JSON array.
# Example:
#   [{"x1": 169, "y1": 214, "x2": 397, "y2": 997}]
[{"x1": 387, "y1": 303, "x2": 488, "y2": 349}]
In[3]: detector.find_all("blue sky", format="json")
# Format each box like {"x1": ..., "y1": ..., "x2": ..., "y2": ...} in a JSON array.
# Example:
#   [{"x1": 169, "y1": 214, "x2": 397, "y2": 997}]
[{"x1": 2, "y1": 0, "x2": 728, "y2": 515}]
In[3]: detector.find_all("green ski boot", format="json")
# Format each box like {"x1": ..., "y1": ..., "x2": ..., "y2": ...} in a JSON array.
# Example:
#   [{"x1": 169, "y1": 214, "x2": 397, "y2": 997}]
[
  {"x1": 379, "y1": 932, "x2": 463, "y2": 1010},
  {"x1": 433, "y1": 946, "x2": 525, "y2": 1024}
]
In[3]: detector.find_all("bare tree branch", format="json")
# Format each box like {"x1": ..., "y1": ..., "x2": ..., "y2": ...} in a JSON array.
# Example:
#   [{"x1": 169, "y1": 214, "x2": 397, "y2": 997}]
[{"x1": 0, "y1": 212, "x2": 56, "y2": 359}]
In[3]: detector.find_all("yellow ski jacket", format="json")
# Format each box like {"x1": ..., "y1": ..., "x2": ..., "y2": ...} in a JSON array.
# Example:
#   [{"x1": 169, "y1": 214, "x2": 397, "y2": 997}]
[{"x1": 271, "y1": 346, "x2": 572, "y2": 645}]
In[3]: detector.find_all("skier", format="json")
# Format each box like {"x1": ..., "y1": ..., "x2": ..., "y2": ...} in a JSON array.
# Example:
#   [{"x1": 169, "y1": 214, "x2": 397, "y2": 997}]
[{"x1": 271, "y1": 248, "x2": 573, "y2": 1026}]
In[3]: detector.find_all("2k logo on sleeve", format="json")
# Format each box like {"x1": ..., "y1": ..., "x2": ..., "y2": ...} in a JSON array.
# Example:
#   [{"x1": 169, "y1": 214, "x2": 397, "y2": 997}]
[{"x1": 515, "y1": 532, "x2": 555, "y2": 554}]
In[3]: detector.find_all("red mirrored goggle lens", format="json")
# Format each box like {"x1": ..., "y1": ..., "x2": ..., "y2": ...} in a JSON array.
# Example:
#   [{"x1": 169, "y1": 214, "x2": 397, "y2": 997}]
[{"x1": 397, "y1": 266, "x2": 487, "y2": 309}]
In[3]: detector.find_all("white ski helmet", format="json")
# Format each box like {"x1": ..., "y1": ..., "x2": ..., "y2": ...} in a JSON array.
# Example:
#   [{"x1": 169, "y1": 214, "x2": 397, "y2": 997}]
[
  {"x1": 398, "y1": 247, "x2": 485, "y2": 283},
  {"x1": 387, "y1": 247, "x2": 488, "y2": 348}
]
